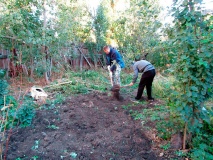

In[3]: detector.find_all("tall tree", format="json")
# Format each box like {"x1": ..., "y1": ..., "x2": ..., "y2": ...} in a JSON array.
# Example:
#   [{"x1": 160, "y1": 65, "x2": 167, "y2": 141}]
[
  {"x1": 56, "y1": 0, "x2": 92, "y2": 44},
  {"x1": 93, "y1": 2, "x2": 109, "y2": 51},
  {"x1": 90, "y1": 0, "x2": 162, "y2": 66},
  {"x1": 0, "y1": 0, "x2": 60, "y2": 82}
]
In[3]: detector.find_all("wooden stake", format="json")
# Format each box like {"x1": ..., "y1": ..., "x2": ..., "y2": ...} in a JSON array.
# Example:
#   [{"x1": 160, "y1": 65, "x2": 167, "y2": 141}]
[{"x1": 183, "y1": 123, "x2": 187, "y2": 150}]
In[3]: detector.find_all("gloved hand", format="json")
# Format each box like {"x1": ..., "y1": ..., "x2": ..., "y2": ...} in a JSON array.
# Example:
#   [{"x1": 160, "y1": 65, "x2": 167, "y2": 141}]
[
  {"x1": 112, "y1": 60, "x2": 116, "y2": 65},
  {"x1": 107, "y1": 65, "x2": 111, "y2": 72}
]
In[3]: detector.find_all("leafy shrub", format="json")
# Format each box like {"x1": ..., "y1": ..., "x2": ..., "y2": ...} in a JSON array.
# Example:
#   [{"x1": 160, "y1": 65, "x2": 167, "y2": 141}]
[
  {"x1": 0, "y1": 70, "x2": 9, "y2": 106},
  {"x1": 0, "y1": 69, "x2": 36, "y2": 129},
  {"x1": 16, "y1": 100, "x2": 36, "y2": 127},
  {"x1": 190, "y1": 122, "x2": 213, "y2": 160},
  {"x1": 0, "y1": 69, "x2": 19, "y2": 129},
  {"x1": 1, "y1": 96, "x2": 19, "y2": 129},
  {"x1": 0, "y1": 80, "x2": 8, "y2": 100}
]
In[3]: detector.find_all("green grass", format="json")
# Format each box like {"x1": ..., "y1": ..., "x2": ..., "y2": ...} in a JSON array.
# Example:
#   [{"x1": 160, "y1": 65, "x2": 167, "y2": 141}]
[
  {"x1": 121, "y1": 71, "x2": 175, "y2": 100},
  {"x1": 152, "y1": 74, "x2": 175, "y2": 99},
  {"x1": 46, "y1": 70, "x2": 110, "y2": 96},
  {"x1": 160, "y1": 143, "x2": 171, "y2": 150},
  {"x1": 48, "y1": 70, "x2": 177, "y2": 101}
]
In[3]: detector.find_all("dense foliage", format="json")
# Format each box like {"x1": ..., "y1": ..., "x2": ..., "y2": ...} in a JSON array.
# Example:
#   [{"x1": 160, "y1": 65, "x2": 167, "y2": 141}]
[
  {"x1": 0, "y1": 0, "x2": 213, "y2": 158},
  {"x1": 0, "y1": 69, "x2": 35, "y2": 129},
  {"x1": 166, "y1": 0, "x2": 213, "y2": 158}
]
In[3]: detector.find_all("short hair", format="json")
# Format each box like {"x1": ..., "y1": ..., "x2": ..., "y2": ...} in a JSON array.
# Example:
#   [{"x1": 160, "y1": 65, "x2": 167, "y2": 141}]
[
  {"x1": 134, "y1": 55, "x2": 141, "y2": 61},
  {"x1": 103, "y1": 46, "x2": 109, "y2": 51}
]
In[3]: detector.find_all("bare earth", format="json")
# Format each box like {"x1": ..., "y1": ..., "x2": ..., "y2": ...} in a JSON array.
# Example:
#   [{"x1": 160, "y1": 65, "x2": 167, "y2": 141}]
[{"x1": 4, "y1": 90, "x2": 183, "y2": 160}]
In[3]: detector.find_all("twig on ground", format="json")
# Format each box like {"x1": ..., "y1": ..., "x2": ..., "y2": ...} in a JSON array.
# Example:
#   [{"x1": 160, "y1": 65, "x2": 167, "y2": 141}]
[{"x1": 44, "y1": 81, "x2": 73, "y2": 89}]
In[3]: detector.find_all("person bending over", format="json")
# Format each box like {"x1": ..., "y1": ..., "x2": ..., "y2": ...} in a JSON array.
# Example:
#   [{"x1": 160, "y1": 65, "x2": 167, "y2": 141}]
[{"x1": 128, "y1": 58, "x2": 155, "y2": 101}]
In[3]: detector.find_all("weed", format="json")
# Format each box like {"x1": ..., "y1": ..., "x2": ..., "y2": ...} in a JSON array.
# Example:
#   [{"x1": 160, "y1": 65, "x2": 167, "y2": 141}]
[
  {"x1": 129, "y1": 110, "x2": 145, "y2": 120},
  {"x1": 175, "y1": 150, "x2": 187, "y2": 157},
  {"x1": 156, "y1": 121, "x2": 173, "y2": 140},
  {"x1": 60, "y1": 155, "x2": 66, "y2": 159},
  {"x1": 150, "y1": 113, "x2": 161, "y2": 121},
  {"x1": 16, "y1": 99, "x2": 36, "y2": 127},
  {"x1": 61, "y1": 150, "x2": 78, "y2": 159},
  {"x1": 133, "y1": 112, "x2": 145, "y2": 120},
  {"x1": 53, "y1": 94, "x2": 66, "y2": 105},
  {"x1": 190, "y1": 127, "x2": 213, "y2": 160},
  {"x1": 30, "y1": 156, "x2": 39, "y2": 160},
  {"x1": 31, "y1": 140, "x2": 39, "y2": 150},
  {"x1": 47, "y1": 124, "x2": 59, "y2": 130},
  {"x1": 122, "y1": 105, "x2": 131, "y2": 110},
  {"x1": 160, "y1": 143, "x2": 171, "y2": 150},
  {"x1": 70, "y1": 152, "x2": 77, "y2": 158}
]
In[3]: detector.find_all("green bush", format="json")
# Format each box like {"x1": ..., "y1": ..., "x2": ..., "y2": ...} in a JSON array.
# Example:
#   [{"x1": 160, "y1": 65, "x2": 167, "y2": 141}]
[
  {"x1": 0, "y1": 69, "x2": 36, "y2": 129},
  {"x1": 190, "y1": 122, "x2": 213, "y2": 160},
  {"x1": 16, "y1": 100, "x2": 36, "y2": 127}
]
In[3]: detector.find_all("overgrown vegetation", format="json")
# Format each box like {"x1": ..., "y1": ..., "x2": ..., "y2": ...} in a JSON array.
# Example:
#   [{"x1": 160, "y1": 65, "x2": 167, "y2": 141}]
[
  {"x1": 166, "y1": 0, "x2": 213, "y2": 158},
  {"x1": 0, "y1": 0, "x2": 213, "y2": 159},
  {"x1": 0, "y1": 69, "x2": 36, "y2": 158}
]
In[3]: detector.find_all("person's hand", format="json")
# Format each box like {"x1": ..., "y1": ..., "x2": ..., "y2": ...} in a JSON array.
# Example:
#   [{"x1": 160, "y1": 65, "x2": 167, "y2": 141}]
[
  {"x1": 129, "y1": 82, "x2": 134, "y2": 86},
  {"x1": 109, "y1": 71, "x2": 112, "y2": 77},
  {"x1": 112, "y1": 60, "x2": 116, "y2": 65},
  {"x1": 107, "y1": 65, "x2": 111, "y2": 72}
]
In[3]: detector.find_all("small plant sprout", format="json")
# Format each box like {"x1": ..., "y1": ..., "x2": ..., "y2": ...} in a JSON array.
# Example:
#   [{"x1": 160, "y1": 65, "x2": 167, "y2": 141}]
[
  {"x1": 70, "y1": 152, "x2": 77, "y2": 158},
  {"x1": 47, "y1": 124, "x2": 59, "y2": 129},
  {"x1": 31, "y1": 156, "x2": 39, "y2": 160},
  {"x1": 31, "y1": 140, "x2": 39, "y2": 150},
  {"x1": 160, "y1": 143, "x2": 171, "y2": 151}
]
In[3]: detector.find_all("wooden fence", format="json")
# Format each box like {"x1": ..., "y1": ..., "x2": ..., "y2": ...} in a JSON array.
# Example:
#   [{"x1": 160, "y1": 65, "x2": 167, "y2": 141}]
[
  {"x1": 0, "y1": 45, "x2": 106, "y2": 78},
  {"x1": 0, "y1": 48, "x2": 9, "y2": 70}
]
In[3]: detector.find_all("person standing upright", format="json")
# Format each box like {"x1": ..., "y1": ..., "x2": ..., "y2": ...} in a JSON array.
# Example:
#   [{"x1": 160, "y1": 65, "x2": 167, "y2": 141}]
[
  {"x1": 103, "y1": 46, "x2": 125, "y2": 87},
  {"x1": 128, "y1": 58, "x2": 156, "y2": 101}
]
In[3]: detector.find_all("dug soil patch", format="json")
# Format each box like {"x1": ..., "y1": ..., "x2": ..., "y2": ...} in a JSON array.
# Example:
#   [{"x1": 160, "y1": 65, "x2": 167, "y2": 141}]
[{"x1": 4, "y1": 91, "x2": 182, "y2": 160}]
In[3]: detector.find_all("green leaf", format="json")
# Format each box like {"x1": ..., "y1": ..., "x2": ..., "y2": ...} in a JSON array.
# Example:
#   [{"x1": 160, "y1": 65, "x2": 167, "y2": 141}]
[
  {"x1": 192, "y1": 92, "x2": 198, "y2": 98},
  {"x1": 191, "y1": 86, "x2": 198, "y2": 92},
  {"x1": 70, "y1": 152, "x2": 77, "y2": 158},
  {"x1": 200, "y1": 39, "x2": 209, "y2": 44},
  {"x1": 181, "y1": 55, "x2": 188, "y2": 60},
  {"x1": 201, "y1": 89, "x2": 206, "y2": 95},
  {"x1": 198, "y1": 60, "x2": 208, "y2": 67},
  {"x1": 0, "y1": 69, "x2": 6, "y2": 79},
  {"x1": 186, "y1": 92, "x2": 192, "y2": 97}
]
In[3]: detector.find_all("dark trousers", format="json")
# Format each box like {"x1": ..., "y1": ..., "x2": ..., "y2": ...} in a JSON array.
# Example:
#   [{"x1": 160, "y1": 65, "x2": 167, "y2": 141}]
[{"x1": 135, "y1": 69, "x2": 156, "y2": 99}]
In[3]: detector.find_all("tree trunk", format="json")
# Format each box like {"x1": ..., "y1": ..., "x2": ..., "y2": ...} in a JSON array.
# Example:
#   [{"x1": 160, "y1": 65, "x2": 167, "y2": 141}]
[{"x1": 42, "y1": 0, "x2": 50, "y2": 84}]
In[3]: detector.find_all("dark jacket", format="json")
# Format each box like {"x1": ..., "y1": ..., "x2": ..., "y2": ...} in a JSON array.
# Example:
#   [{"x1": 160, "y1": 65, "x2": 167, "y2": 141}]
[{"x1": 106, "y1": 48, "x2": 125, "y2": 68}]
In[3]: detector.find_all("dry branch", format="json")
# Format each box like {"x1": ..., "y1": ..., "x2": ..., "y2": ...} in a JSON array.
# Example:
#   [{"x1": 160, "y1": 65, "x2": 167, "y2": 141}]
[{"x1": 44, "y1": 81, "x2": 73, "y2": 89}]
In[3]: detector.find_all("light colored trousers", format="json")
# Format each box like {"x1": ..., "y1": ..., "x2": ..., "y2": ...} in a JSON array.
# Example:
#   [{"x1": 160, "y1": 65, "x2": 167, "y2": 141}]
[{"x1": 109, "y1": 64, "x2": 121, "y2": 86}]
